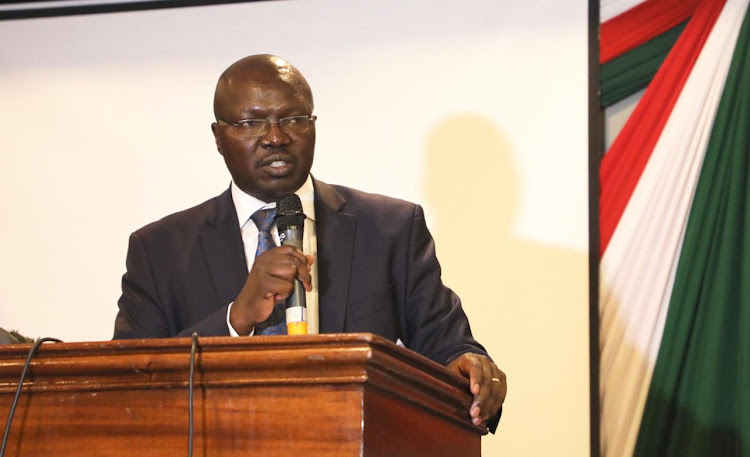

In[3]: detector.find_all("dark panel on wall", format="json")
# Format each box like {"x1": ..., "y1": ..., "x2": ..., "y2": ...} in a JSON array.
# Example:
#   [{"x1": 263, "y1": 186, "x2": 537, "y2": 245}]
[
  {"x1": 588, "y1": 0, "x2": 603, "y2": 456},
  {"x1": 0, "y1": 0, "x2": 276, "y2": 21}
]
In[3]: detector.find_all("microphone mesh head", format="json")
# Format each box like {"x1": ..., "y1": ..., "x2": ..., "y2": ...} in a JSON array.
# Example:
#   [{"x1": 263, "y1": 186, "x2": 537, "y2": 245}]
[{"x1": 276, "y1": 194, "x2": 306, "y2": 232}]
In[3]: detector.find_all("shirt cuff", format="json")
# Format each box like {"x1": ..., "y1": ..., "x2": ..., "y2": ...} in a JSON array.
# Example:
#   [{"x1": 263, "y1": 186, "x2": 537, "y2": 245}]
[{"x1": 227, "y1": 302, "x2": 254, "y2": 336}]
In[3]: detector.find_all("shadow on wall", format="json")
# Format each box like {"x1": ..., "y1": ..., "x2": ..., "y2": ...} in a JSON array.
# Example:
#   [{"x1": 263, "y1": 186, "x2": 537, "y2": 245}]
[{"x1": 423, "y1": 114, "x2": 590, "y2": 456}]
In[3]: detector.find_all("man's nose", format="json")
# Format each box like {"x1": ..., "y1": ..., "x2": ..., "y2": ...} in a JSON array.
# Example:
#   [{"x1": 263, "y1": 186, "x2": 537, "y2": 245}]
[{"x1": 260, "y1": 122, "x2": 290, "y2": 147}]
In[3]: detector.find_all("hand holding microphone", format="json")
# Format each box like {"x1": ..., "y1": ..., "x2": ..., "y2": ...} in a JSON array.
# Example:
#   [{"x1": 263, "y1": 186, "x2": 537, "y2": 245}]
[{"x1": 229, "y1": 194, "x2": 312, "y2": 335}]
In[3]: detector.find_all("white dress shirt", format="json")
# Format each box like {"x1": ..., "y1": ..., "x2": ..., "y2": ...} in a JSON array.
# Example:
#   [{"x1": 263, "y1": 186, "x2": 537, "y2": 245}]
[{"x1": 226, "y1": 175, "x2": 319, "y2": 335}]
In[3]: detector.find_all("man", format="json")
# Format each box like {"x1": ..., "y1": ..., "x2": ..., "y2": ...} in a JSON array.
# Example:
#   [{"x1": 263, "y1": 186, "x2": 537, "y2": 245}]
[{"x1": 114, "y1": 54, "x2": 506, "y2": 429}]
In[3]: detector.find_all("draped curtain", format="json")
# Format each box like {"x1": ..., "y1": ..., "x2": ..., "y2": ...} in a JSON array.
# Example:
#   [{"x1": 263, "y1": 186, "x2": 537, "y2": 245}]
[{"x1": 599, "y1": 0, "x2": 750, "y2": 456}]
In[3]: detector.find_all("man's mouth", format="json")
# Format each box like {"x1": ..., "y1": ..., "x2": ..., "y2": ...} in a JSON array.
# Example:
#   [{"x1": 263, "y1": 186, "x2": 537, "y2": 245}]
[{"x1": 260, "y1": 156, "x2": 294, "y2": 176}]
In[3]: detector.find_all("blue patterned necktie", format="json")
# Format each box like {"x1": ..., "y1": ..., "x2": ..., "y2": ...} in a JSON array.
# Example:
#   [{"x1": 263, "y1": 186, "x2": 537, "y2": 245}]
[
  {"x1": 250, "y1": 208, "x2": 287, "y2": 335},
  {"x1": 252, "y1": 208, "x2": 277, "y2": 258}
]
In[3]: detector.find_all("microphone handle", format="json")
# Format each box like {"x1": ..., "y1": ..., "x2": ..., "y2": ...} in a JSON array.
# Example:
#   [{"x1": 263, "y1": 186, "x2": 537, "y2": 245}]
[{"x1": 281, "y1": 228, "x2": 307, "y2": 309}]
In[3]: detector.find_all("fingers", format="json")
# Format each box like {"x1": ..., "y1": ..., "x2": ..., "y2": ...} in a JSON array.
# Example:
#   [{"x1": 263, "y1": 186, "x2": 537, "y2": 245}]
[
  {"x1": 256, "y1": 246, "x2": 311, "y2": 285},
  {"x1": 481, "y1": 367, "x2": 506, "y2": 421},
  {"x1": 231, "y1": 247, "x2": 314, "y2": 334},
  {"x1": 447, "y1": 353, "x2": 507, "y2": 426},
  {"x1": 473, "y1": 360, "x2": 496, "y2": 420},
  {"x1": 474, "y1": 360, "x2": 506, "y2": 423},
  {"x1": 270, "y1": 247, "x2": 313, "y2": 292}
]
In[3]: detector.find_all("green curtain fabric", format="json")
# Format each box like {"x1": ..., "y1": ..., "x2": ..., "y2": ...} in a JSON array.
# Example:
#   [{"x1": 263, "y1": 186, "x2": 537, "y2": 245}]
[
  {"x1": 633, "y1": 6, "x2": 750, "y2": 457},
  {"x1": 601, "y1": 22, "x2": 687, "y2": 107}
]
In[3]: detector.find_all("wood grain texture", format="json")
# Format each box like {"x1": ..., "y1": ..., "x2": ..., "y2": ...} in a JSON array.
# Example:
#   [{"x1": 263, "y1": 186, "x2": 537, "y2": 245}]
[{"x1": 0, "y1": 333, "x2": 485, "y2": 456}]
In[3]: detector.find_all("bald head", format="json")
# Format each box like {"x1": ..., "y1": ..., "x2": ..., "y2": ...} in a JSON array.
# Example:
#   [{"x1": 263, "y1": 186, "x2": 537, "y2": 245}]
[
  {"x1": 210, "y1": 54, "x2": 317, "y2": 202},
  {"x1": 213, "y1": 54, "x2": 313, "y2": 119}
]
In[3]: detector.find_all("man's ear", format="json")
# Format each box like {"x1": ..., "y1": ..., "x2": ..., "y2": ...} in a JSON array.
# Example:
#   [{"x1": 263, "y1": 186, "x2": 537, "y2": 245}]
[{"x1": 211, "y1": 122, "x2": 223, "y2": 156}]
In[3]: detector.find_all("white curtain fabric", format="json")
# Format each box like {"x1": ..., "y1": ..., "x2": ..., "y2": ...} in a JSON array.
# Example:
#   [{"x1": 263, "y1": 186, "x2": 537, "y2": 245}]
[
  {"x1": 601, "y1": 0, "x2": 648, "y2": 22},
  {"x1": 599, "y1": 1, "x2": 750, "y2": 456}
]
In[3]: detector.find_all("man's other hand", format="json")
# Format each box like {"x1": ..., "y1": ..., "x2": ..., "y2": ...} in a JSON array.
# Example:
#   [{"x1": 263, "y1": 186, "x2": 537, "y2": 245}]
[{"x1": 447, "y1": 353, "x2": 507, "y2": 426}]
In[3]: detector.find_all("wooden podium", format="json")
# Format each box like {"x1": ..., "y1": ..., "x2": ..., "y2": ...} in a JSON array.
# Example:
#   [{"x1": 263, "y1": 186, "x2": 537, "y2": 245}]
[{"x1": 0, "y1": 333, "x2": 485, "y2": 456}]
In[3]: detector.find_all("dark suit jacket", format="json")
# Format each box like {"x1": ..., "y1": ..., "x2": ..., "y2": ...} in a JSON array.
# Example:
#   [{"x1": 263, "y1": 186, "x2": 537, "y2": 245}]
[{"x1": 114, "y1": 179, "x2": 488, "y2": 366}]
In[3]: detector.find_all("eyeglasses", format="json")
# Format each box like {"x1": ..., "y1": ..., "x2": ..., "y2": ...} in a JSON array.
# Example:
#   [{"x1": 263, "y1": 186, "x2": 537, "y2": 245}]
[{"x1": 216, "y1": 115, "x2": 317, "y2": 137}]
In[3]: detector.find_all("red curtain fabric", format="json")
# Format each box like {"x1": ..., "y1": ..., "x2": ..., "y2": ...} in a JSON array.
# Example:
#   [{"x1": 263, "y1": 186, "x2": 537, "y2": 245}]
[
  {"x1": 600, "y1": 0, "x2": 727, "y2": 255},
  {"x1": 601, "y1": 0, "x2": 701, "y2": 63}
]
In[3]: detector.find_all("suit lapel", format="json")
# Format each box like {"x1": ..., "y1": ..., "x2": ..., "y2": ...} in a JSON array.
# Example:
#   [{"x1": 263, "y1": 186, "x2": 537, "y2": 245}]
[
  {"x1": 314, "y1": 179, "x2": 356, "y2": 334},
  {"x1": 200, "y1": 188, "x2": 248, "y2": 308}
]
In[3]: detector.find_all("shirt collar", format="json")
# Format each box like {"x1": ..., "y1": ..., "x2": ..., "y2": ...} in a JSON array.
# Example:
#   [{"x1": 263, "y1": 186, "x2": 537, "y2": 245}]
[{"x1": 231, "y1": 174, "x2": 316, "y2": 229}]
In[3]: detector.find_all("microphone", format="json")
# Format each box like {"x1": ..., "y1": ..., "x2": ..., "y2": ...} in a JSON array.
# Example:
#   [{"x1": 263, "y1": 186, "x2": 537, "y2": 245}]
[{"x1": 276, "y1": 194, "x2": 308, "y2": 335}]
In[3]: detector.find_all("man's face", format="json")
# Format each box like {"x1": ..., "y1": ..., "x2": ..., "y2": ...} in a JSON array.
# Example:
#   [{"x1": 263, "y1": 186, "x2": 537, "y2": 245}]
[{"x1": 211, "y1": 77, "x2": 315, "y2": 203}]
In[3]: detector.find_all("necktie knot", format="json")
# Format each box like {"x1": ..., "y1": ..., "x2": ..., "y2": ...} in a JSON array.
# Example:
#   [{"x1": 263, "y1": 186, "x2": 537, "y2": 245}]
[
  {"x1": 251, "y1": 208, "x2": 277, "y2": 258},
  {"x1": 250, "y1": 208, "x2": 276, "y2": 233}
]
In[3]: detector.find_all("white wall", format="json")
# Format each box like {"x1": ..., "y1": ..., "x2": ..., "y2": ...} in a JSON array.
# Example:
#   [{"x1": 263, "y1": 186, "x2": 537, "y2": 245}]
[{"x1": 0, "y1": 1, "x2": 590, "y2": 455}]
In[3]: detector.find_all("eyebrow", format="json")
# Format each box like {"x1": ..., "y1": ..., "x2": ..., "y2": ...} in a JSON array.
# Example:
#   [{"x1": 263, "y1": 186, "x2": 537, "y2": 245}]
[{"x1": 238, "y1": 107, "x2": 310, "y2": 119}]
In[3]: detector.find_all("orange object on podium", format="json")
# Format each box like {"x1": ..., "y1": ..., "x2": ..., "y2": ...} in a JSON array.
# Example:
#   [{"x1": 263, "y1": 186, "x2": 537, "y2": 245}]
[{"x1": 0, "y1": 333, "x2": 486, "y2": 457}]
